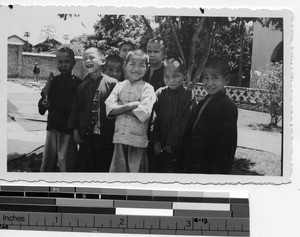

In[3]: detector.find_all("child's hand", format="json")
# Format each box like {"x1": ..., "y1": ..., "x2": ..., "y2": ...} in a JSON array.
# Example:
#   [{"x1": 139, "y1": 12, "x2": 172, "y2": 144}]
[
  {"x1": 73, "y1": 129, "x2": 81, "y2": 145},
  {"x1": 163, "y1": 145, "x2": 172, "y2": 154},
  {"x1": 154, "y1": 142, "x2": 163, "y2": 155},
  {"x1": 127, "y1": 101, "x2": 140, "y2": 110}
]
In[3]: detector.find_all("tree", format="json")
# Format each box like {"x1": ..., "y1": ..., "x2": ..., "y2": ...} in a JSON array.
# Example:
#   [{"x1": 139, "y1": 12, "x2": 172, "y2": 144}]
[
  {"x1": 85, "y1": 15, "x2": 151, "y2": 55},
  {"x1": 33, "y1": 38, "x2": 62, "y2": 53},
  {"x1": 40, "y1": 25, "x2": 57, "y2": 41},
  {"x1": 34, "y1": 25, "x2": 60, "y2": 53},
  {"x1": 257, "y1": 17, "x2": 283, "y2": 31},
  {"x1": 67, "y1": 41, "x2": 85, "y2": 56},
  {"x1": 24, "y1": 31, "x2": 30, "y2": 42},
  {"x1": 57, "y1": 14, "x2": 281, "y2": 90},
  {"x1": 63, "y1": 34, "x2": 70, "y2": 44},
  {"x1": 67, "y1": 34, "x2": 88, "y2": 56},
  {"x1": 153, "y1": 16, "x2": 230, "y2": 88},
  {"x1": 23, "y1": 31, "x2": 32, "y2": 52},
  {"x1": 155, "y1": 16, "x2": 280, "y2": 89},
  {"x1": 83, "y1": 15, "x2": 254, "y2": 88},
  {"x1": 210, "y1": 18, "x2": 254, "y2": 87}
]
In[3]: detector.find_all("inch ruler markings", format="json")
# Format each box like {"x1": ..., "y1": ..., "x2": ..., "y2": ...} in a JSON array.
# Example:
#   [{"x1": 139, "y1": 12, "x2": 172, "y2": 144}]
[{"x1": 0, "y1": 185, "x2": 249, "y2": 236}]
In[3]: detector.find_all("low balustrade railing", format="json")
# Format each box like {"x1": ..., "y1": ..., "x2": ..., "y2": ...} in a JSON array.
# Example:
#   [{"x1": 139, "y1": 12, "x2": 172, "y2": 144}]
[{"x1": 194, "y1": 83, "x2": 271, "y2": 107}]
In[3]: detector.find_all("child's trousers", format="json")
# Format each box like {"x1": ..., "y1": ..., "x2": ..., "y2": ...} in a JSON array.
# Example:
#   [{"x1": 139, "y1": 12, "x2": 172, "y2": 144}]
[
  {"x1": 109, "y1": 144, "x2": 148, "y2": 172},
  {"x1": 75, "y1": 134, "x2": 114, "y2": 172},
  {"x1": 40, "y1": 130, "x2": 77, "y2": 172}
]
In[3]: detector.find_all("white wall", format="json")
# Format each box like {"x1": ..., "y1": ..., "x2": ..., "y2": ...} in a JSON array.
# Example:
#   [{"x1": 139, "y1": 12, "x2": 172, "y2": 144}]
[{"x1": 250, "y1": 21, "x2": 283, "y2": 88}]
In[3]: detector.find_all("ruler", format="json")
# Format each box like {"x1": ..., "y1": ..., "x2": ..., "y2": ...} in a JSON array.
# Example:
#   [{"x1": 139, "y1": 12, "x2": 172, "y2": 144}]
[{"x1": 0, "y1": 185, "x2": 249, "y2": 236}]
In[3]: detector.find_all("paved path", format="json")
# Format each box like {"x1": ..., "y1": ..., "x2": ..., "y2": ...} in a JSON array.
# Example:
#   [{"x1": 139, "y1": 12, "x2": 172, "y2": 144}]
[
  {"x1": 7, "y1": 122, "x2": 46, "y2": 161},
  {"x1": 7, "y1": 81, "x2": 46, "y2": 160},
  {"x1": 238, "y1": 128, "x2": 282, "y2": 155},
  {"x1": 6, "y1": 80, "x2": 282, "y2": 162},
  {"x1": 7, "y1": 81, "x2": 46, "y2": 121}
]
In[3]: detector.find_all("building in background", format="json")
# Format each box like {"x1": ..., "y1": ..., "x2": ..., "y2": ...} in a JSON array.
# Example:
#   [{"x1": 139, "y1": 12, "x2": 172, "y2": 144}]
[
  {"x1": 250, "y1": 21, "x2": 283, "y2": 88},
  {"x1": 7, "y1": 35, "x2": 83, "y2": 79}
]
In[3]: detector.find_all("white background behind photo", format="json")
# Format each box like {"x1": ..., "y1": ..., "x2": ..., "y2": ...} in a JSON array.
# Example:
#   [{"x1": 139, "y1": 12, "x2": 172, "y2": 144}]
[{"x1": 0, "y1": 0, "x2": 299, "y2": 237}]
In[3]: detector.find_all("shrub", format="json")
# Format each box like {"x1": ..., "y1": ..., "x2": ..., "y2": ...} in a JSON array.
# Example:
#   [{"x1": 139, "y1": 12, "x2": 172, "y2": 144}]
[{"x1": 254, "y1": 62, "x2": 283, "y2": 127}]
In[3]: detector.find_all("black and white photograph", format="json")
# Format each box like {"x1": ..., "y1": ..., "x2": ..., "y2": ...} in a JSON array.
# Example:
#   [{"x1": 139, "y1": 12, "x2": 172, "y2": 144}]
[{"x1": 1, "y1": 5, "x2": 291, "y2": 183}]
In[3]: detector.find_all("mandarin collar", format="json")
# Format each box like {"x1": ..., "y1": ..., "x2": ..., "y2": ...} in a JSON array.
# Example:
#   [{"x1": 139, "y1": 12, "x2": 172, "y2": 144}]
[
  {"x1": 86, "y1": 74, "x2": 103, "y2": 82},
  {"x1": 58, "y1": 73, "x2": 73, "y2": 80},
  {"x1": 167, "y1": 85, "x2": 184, "y2": 93},
  {"x1": 207, "y1": 89, "x2": 226, "y2": 99},
  {"x1": 127, "y1": 78, "x2": 144, "y2": 85}
]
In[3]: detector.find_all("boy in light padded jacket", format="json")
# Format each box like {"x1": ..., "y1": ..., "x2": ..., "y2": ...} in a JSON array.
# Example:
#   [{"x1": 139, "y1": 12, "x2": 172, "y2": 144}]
[{"x1": 105, "y1": 50, "x2": 156, "y2": 172}]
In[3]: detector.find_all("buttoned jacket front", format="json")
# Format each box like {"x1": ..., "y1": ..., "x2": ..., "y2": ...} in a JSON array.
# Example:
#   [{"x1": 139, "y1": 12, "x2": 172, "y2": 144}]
[{"x1": 105, "y1": 79, "x2": 156, "y2": 148}]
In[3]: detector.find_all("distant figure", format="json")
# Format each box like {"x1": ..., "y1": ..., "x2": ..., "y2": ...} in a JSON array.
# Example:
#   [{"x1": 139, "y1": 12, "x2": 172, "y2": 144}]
[{"x1": 33, "y1": 63, "x2": 40, "y2": 82}]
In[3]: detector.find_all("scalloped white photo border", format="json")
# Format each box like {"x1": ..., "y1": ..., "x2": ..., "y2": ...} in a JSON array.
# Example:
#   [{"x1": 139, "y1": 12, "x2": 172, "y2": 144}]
[{"x1": 0, "y1": 5, "x2": 292, "y2": 184}]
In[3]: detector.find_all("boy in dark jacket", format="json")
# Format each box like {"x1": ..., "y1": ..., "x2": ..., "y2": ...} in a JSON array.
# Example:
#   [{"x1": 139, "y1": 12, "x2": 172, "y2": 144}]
[
  {"x1": 185, "y1": 57, "x2": 238, "y2": 174},
  {"x1": 68, "y1": 47, "x2": 118, "y2": 172},
  {"x1": 39, "y1": 47, "x2": 82, "y2": 172},
  {"x1": 151, "y1": 57, "x2": 195, "y2": 173},
  {"x1": 145, "y1": 37, "x2": 166, "y2": 91}
]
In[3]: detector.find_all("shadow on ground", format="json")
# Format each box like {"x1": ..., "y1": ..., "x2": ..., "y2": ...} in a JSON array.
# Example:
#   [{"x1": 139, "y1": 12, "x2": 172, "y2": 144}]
[
  {"x1": 8, "y1": 147, "x2": 263, "y2": 175},
  {"x1": 247, "y1": 123, "x2": 282, "y2": 133},
  {"x1": 8, "y1": 149, "x2": 43, "y2": 172},
  {"x1": 231, "y1": 158, "x2": 262, "y2": 175}
]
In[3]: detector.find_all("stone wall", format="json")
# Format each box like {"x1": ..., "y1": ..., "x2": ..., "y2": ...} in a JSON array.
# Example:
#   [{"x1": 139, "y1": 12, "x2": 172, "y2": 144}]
[
  {"x1": 8, "y1": 43, "x2": 85, "y2": 80},
  {"x1": 8, "y1": 43, "x2": 22, "y2": 78}
]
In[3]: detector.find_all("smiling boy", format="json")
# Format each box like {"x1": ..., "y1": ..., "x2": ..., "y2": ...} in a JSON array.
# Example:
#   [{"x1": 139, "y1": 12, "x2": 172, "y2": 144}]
[
  {"x1": 68, "y1": 47, "x2": 118, "y2": 172},
  {"x1": 105, "y1": 50, "x2": 156, "y2": 172},
  {"x1": 184, "y1": 57, "x2": 238, "y2": 174},
  {"x1": 150, "y1": 57, "x2": 195, "y2": 173}
]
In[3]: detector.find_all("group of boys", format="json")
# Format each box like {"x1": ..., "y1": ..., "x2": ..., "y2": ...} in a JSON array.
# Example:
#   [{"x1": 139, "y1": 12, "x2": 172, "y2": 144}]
[{"x1": 38, "y1": 38, "x2": 238, "y2": 174}]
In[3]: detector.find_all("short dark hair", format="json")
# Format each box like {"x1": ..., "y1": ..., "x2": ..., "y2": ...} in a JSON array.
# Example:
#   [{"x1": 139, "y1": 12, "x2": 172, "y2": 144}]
[
  {"x1": 57, "y1": 47, "x2": 75, "y2": 60},
  {"x1": 164, "y1": 56, "x2": 186, "y2": 74},
  {"x1": 106, "y1": 55, "x2": 123, "y2": 65},
  {"x1": 147, "y1": 37, "x2": 166, "y2": 52},
  {"x1": 119, "y1": 41, "x2": 135, "y2": 50},
  {"x1": 84, "y1": 47, "x2": 104, "y2": 57},
  {"x1": 125, "y1": 49, "x2": 149, "y2": 66},
  {"x1": 204, "y1": 57, "x2": 229, "y2": 77}
]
